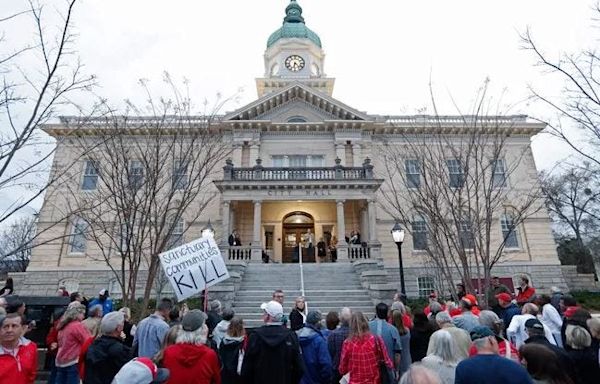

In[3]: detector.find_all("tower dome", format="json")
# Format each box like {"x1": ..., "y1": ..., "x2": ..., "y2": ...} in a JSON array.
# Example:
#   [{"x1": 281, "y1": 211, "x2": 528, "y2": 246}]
[{"x1": 267, "y1": 0, "x2": 322, "y2": 48}]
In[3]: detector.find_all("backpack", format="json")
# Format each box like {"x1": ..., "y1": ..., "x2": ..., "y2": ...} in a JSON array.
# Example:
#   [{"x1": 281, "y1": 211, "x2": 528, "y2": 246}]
[{"x1": 219, "y1": 339, "x2": 244, "y2": 376}]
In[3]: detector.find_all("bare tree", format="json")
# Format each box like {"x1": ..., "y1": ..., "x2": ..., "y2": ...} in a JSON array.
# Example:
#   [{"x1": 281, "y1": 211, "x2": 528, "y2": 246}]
[
  {"x1": 0, "y1": 0, "x2": 95, "y2": 225},
  {"x1": 0, "y1": 216, "x2": 36, "y2": 272},
  {"x1": 379, "y1": 83, "x2": 543, "y2": 302},
  {"x1": 541, "y1": 164, "x2": 600, "y2": 274},
  {"x1": 62, "y1": 76, "x2": 231, "y2": 309},
  {"x1": 521, "y1": 7, "x2": 600, "y2": 168}
]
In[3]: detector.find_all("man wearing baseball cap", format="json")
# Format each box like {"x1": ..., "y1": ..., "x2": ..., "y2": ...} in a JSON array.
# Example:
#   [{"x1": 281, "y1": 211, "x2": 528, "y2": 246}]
[
  {"x1": 162, "y1": 309, "x2": 221, "y2": 383},
  {"x1": 88, "y1": 289, "x2": 113, "y2": 317},
  {"x1": 522, "y1": 318, "x2": 575, "y2": 379},
  {"x1": 241, "y1": 300, "x2": 304, "y2": 384},
  {"x1": 454, "y1": 326, "x2": 532, "y2": 384},
  {"x1": 496, "y1": 292, "x2": 520, "y2": 329}
]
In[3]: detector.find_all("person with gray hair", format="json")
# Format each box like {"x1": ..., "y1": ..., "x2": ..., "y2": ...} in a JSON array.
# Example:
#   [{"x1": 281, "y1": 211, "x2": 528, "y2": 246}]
[
  {"x1": 427, "y1": 311, "x2": 470, "y2": 361},
  {"x1": 420, "y1": 330, "x2": 458, "y2": 384},
  {"x1": 328, "y1": 307, "x2": 352, "y2": 383},
  {"x1": 162, "y1": 309, "x2": 221, "y2": 382},
  {"x1": 400, "y1": 364, "x2": 441, "y2": 384},
  {"x1": 82, "y1": 303, "x2": 103, "y2": 337},
  {"x1": 212, "y1": 307, "x2": 235, "y2": 349},
  {"x1": 206, "y1": 299, "x2": 223, "y2": 336},
  {"x1": 83, "y1": 311, "x2": 131, "y2": 384}
]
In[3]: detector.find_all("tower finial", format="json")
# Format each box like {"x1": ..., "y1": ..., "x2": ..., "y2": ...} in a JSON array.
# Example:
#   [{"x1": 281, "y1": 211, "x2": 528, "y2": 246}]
[{"x1": 284, "y1": 0, "x2": 304, "y2": 24}]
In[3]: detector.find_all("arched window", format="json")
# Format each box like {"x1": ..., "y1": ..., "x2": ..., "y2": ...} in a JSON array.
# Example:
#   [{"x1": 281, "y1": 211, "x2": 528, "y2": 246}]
[
  {"x1": 287, "y1": 116, "x2": 307, "y2": 123},
  {"x1": 283, "y1": 212, "x2": 314, "y2": 224},
  {"x1": 412, "y1": 214, "x2": 428, "y2": 251},
  {"x1": 501, "y1": 213, "x2": 519, "y2": 249},
  {"x1": 58, "y1": 278, "x2": 80, "y2": 294}
]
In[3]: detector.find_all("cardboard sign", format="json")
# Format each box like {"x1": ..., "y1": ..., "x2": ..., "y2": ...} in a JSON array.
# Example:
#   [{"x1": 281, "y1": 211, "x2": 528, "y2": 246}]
[{"x1": 159, "y1": 236, "x2": 229, "y2": 301}]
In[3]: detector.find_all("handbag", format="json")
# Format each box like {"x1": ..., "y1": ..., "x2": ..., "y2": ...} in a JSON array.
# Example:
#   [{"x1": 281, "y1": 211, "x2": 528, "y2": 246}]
[{"x1": 374, "y1": 336, "x2": 395, "y2": 384}]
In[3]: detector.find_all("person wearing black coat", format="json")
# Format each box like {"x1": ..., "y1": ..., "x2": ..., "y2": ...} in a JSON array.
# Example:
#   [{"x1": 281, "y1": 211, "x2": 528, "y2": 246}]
[
  {"x1": 289, "y1": 296, "x2": 307, "y2": 331},
  {"x1": 84, "y1": 312, "x2": 131, "y2": 384},
  {"x1": 409, "y1": 311, "x2": 435, "y2": 362},
  {"x1": 565, "y1": 324, "x2": 600, "y2": 384}
]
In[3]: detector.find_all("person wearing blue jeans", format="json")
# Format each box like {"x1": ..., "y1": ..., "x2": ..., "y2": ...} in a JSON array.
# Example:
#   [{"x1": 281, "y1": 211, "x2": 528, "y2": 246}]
[{"x1": 55, "y1": 364, "x2": 80, "y2": 384}]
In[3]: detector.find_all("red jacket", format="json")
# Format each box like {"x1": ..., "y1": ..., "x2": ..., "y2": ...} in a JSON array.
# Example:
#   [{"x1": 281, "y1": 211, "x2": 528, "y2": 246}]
[
  {"x1": 516, "y1": 286, "x2": 536, "y2": 305},
  {"x1": 162, "y1": 343, "x2": 221, "y2": 384},
  {"x1": 0, "y1": 338, "x2": 38, "y2": 384}
]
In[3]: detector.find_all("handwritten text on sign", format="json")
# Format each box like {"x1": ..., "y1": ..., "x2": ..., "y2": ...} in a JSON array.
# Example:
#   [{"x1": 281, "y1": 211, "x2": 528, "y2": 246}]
[{"x1": 159, "y1": 236, "x2": 229, "y2": 301}]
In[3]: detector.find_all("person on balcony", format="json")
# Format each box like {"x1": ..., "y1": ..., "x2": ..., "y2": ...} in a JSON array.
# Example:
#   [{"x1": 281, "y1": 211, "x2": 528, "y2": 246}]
[
  {"x1": 228, "y1": 230, "x2": 241, "y2": 247},
  {"x1": 317, "y1": 238, "x2": 327, "y2": 263}
]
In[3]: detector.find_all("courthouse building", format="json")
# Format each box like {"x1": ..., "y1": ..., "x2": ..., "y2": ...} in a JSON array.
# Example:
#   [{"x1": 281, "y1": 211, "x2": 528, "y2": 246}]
[{"x1": 17, "y1": 1, "x2": 570, "y2": 298}]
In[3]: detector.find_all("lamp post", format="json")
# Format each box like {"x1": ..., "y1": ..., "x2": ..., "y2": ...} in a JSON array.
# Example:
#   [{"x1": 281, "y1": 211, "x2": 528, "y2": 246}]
[
  {"x1": 201, "y1": 219, "x2": 215, "y2": 312},
  {"x1": 391, "y1": 222, "x2": 406, "y2": 295},
  {"x1": 201, "y1": 219, "x2": 215, "y2": 238}
]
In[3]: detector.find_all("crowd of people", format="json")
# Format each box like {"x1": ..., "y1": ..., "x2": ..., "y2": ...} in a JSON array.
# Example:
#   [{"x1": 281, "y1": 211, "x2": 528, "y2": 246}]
[{"x1": 1, "y1": 278, "x2": 600, "y2": 384}]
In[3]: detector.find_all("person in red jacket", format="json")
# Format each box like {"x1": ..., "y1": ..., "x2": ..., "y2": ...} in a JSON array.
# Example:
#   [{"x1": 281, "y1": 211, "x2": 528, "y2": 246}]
[
  {"x1": 0, "y1": 313, "x2": 38, "y2": 384},
  {"x1": 162, "y1": 309, "x2": 221, "y2": 384},
  {"x1": 516, "y1": 275, "x2": 536, "y2": 306}
]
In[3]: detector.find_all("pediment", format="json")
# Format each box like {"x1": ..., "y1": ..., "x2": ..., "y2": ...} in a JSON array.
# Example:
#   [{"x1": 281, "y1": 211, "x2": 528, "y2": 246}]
[{"x1": 223, "y1": 82, "x2": 370, "y2": 122}]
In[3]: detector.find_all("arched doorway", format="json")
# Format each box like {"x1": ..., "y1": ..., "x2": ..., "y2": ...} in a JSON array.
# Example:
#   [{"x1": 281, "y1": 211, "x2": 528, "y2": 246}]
[{"x1": 282, "y1": 211, "x2": 315, "y2": 263}]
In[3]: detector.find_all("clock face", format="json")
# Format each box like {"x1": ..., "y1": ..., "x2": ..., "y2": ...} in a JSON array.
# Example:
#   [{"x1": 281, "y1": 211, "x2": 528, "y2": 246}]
[{"x1": 285, "y1": 55, "x2": 305, "y2": 72}]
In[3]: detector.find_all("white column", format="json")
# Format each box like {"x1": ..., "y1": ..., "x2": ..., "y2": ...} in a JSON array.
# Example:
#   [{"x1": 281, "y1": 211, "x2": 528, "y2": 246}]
[
  {"x1": 249, "y1": 144, "x2": 260, "y2": 165},
  {"x1": 361, "y1": 206, "x2": 369, "y2": 242},
  {"x1": 253, "y1": 200, "x2": 262, "y2": 244},
  {"x1": 232, "y1": 144, "x2": 243, "y2": 168},
  {"x1": 368, "y1": 200, "x2": 377, "y2": 242},
  {"x1": 222, "y1": 201, "x2": 230, "y2": 245},
  {"x1": 336, "y1": 200, "x2": 348, "y2": 260},
  {"x1": 353, "y1": 143, "x2": 362, "y2": 168}
]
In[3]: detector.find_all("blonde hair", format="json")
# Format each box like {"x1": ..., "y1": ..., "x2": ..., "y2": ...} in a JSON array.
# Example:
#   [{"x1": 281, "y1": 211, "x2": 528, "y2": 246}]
[
  {"x1": 58, "y1": 302, "x2": 85, "y2": 330},
  {"x1": 348, "y1": 311, "x2": 370, "y2": 339},
  {"x1": 119, "y1": 307, "x2": 131, "y2": 320}
]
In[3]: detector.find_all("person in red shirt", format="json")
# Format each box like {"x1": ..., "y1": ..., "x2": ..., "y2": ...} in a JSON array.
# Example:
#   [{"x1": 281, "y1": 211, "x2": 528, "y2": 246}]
[
  {"x1": 0, "y1": 313, "x2": 38, "y2": 384},
  {"x1": 464, "y1": 294, "x2": 481, "y2": 316},
  {"x1": 162, "y1": 309, "x2": 221, "y2": 384},
  {"x1": 516, "y1": 276, "x2": 536, "y2": 306},
  {"x1": 339, "y1": 311, "x2": 394, "y2": 384}
]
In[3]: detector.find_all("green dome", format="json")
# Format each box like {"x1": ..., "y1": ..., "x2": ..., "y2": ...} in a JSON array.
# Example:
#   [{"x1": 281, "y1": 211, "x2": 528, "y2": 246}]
[{"x1": 267, "y1": 1, "x2": 322, "y2": 48}]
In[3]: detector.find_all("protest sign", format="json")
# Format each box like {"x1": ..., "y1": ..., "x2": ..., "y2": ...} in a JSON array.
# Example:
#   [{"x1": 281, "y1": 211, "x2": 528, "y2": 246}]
[{"x1": 159, "y1": 235, "x2": 230, "y2": 301}]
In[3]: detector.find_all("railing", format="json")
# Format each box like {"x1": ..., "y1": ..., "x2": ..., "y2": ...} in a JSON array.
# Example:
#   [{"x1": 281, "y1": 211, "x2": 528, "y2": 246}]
[
  {"x1": 222, "y1": 245, "x2": 253, "y2": 261},
  {"x1": 223, "y1": 157, "x2": 374, "y2": 181},
  {"x1": 347, "y1": 244, "x2": 372, "y2": 260}
]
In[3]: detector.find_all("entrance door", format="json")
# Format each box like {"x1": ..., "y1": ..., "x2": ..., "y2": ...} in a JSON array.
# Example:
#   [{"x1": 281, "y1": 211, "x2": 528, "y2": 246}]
[{"x1": 282, "y1": 212, "x2": 315, "y2": 263}]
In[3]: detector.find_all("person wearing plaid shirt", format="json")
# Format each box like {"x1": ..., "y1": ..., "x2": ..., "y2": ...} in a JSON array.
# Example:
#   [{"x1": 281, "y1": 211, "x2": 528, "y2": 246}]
[{"x1": 339, "y1": 311, "x2": 393, "y2": 384}]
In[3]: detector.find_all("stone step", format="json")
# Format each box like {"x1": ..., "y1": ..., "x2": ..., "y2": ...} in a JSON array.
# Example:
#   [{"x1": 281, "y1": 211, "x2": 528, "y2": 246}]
[
  {"x1": 233, "y1": 300, "x2": 374, "y2": 309},
  {"x1": 235, "y1": 290, "x2": 370, "y2": 297}
]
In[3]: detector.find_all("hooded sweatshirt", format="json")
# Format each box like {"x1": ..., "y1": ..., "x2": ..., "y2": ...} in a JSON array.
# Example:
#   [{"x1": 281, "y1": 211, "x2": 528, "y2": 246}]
[
  {"x1": 297, "y1": 325, "x2": 332, "y2": 384},
  {"x1": 162, "y1": 343, "x2": 221, "y2": 384},
  {"x1": 241, "y1": 324, "x2": 305, "y2": 384},
  {"x1": 83, "y1": 335, "x2": 131, "y2": 384},
  {"x1": 218, "y1": 335, "x2": 245, "y2": 384}
]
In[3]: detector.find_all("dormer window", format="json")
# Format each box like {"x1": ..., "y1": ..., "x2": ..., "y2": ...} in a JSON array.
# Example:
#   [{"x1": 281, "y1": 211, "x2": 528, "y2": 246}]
[{"x1": 288, "y1": 116, "x2": 307, "y2": 123}]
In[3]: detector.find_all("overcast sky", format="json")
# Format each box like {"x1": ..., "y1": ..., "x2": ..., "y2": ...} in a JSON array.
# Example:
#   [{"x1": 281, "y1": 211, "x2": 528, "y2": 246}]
[{"x1": 0, "y1": 0, "x2": 597, "y2": 223}]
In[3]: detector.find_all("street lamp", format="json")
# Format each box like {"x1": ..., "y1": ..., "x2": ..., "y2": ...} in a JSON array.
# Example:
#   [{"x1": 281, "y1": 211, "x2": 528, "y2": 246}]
[
  {"x1": 391, "y1": 222, "x2": 406, "y2": 295},
  {"x1": 201, "y1": 219, "x2": 215, "y2": 238}
]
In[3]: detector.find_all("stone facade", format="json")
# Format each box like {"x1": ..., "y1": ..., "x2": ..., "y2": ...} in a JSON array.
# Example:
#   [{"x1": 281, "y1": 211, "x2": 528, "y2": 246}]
[{"x1": 16, "y1": 0, "x2": 581, "y2": 299}]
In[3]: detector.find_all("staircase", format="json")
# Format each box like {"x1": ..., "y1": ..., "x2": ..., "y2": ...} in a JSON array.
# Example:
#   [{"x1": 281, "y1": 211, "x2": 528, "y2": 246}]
[{"x1": 233, "y1": 263, "x2": 375, "y2": 328}]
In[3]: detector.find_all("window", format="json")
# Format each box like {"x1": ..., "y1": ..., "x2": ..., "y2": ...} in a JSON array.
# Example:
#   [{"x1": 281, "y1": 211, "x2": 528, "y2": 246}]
[
  {"x1": 492, "y1": 159, "x2": 507, "y2": 188},
  {"x1": 272, "y1": 155, "x2": 285, "y2": 167},
  {"x1": 167, "y1": 217, "x2": 184, "y2": 249},
  {"x1": 418, "y1": 276, "x2": 435, "y2": 298},
  {"x1": 501, "y1": 214, "x2": 519, "y2": 249},
  {"x1": 458, "y1": 218, "x2": 475, "y2": 250},
  {"x1": 70, "y1": 218, "x2": 88, "y2": 253},
  {"x1": 447, "y1": 159, "x2": 464, "y2": 188},
  {"x1": 308, "y1": 155, "x2": 324, "y2": 167},
  {"x1": 287, "y1": 116, "x2": 307, "y2": 123},
  {"x1": 172, "y1": 160, "x2": 188, "y2": 190},
  {"x1": 289, "y1": 155, "x2": 307, "y2": 168},
  {"x1": 405, "y1": 160, "x2": 421, "y2": 189},
  {"x1": 412, "y1": 215, "x2": 428, "y2": 250},
  {"x1": 129, "y1": 160, "x2": 144, "y2": 190},
  {"x1": 81, "y1": 160, "x2": 99, "y2": 190}
]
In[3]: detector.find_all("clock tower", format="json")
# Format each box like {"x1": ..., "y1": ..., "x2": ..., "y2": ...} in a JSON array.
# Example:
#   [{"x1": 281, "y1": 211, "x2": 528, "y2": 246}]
[{"x1": 256, "y1": 0, "x2": 335, "y2": 97}]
